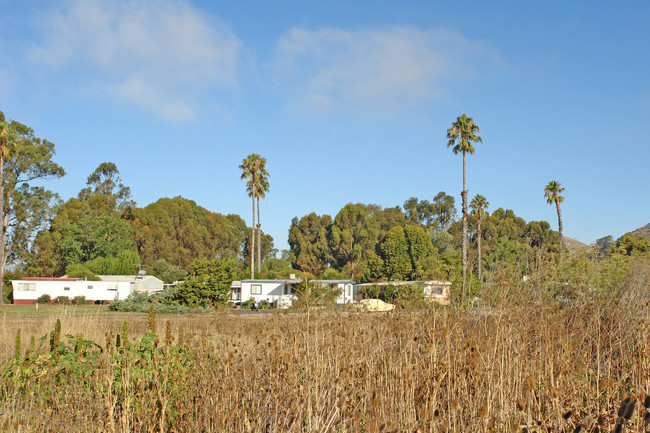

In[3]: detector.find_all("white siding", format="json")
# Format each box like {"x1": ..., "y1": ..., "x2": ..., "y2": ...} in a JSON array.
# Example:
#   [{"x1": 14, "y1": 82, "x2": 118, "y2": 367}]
[
  {"x1": 12, "y1": 280, "x2": 132, "y2": 303},
  {"x1": 238, "y1": 280, "x2": 299, "y2": 307}
]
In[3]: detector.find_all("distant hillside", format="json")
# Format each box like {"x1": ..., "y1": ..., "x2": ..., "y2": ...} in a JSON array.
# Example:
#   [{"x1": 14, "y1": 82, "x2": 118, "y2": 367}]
[
  {"x1": 564, "y1": 237, "x2": 588, "y2": 249},
  {"x1": 564, "y1": 236, "x2": 589, "y2": 255},
  {"x1": 631, "y1": 223, "x2": 650, "y2": 241}
]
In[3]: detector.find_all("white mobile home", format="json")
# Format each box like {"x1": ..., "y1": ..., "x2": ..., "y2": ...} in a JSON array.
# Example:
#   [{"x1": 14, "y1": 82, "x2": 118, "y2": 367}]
[
  {"x1": 12, "y1": 277, "x2": 131, "y2": 304},
  {"x1": 231, "y1": 277, "x2": 302, "y2": 308},
  {"x1": 97, "y1": 275, "x2": 164, "y2": 294},
  {"x1": 310, "y1": 280, "x2": 357, "y2": 304},
  {"x1": 354, "y1": 280, "x2": 451, "y2": 305},
  {"x1": 11, "y1": 275, "x2": 165, "y2": 304}
]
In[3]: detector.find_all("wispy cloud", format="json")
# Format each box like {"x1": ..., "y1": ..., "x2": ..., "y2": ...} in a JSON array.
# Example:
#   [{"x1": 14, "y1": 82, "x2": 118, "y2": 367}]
[
  {"x1": 270, "y1": 26, "x2": 504, "y2": 117},
  {"x1": 28, "y1": 0, "x2": 241, "y2": 122}
]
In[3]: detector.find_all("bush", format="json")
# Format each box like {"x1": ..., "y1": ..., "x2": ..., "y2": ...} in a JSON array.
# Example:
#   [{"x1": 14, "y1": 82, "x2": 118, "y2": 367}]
[
  {"x1": 293, "y1": 282, "x2": 340, "y2": 310},
  {"x1": 2, "y1": 271, "x2": 19, "y2": 303},
  {"x1": 108, "y1": 291, "x2": 211, "y2": 314},
  {"x1": 54, "y1": 296, "x2": 70, "y2": 305},
  {"x1": 37, "y1": 294, "x2": 51, "y2": 303},
  {"x1": 72, "y1": 296, "x2": 87, "y2": 305}
]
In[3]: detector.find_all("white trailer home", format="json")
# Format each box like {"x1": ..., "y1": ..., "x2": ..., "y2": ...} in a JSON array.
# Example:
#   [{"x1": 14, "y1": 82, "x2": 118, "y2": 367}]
[
  {"x1": 230, "y1": 277, "x2": 303, "y2": 308},
  {"x1": 97, "y1": 275, "x2": 164, "y2": 294},
  {"x1": 11, "y1": 275, "x2": 165, "y2": 304},
  {"x1": 354, "y1": 280, "x2": 451, "y2": 305},
  {"x1": 310, "y1": 280, "x2": 357, "y2": 304},
  {"x1": 12, "y1": 277, "x2": 131, "y2": 304}
]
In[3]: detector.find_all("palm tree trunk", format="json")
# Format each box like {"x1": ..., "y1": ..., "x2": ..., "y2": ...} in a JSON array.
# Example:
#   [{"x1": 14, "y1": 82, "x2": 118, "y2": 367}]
[
  {"x1": 556, "y1": 201, "x2": 563, "y2": 252},
  {"x1": 250, "y1": 187, "x2": 256, "y2": 280},
  {"x1": 461, "y1": 151, "x2": 468, "y2": 302},
  {"x1": 477, "y1": 217, "x2": 482, "y2": 283},
  {"x1": 256, "y1": 195, "x2": 261, "y2": 274}
]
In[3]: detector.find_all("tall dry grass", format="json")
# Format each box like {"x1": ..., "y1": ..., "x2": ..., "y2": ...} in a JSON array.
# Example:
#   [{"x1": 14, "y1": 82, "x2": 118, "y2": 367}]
[{"x1": 0, "y1": 262, "x2": 648, "y2": 432}]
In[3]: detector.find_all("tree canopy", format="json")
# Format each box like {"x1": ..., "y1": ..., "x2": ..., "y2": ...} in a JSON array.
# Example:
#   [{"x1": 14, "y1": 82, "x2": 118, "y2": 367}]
[{"x1": 0, "y1": 111, "x2": 65, "y2": 302}]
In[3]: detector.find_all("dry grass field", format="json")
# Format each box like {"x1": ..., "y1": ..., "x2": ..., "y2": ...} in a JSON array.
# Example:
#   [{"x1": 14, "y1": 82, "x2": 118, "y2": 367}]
[{"x1": 0, "y1": 266, "x2": 649, "y2": 432}]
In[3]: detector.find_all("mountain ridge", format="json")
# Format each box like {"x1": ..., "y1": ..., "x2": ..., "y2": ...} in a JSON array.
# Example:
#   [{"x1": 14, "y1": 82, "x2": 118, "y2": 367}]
[{"x1": 631, "y1": 223, "x2": 650, "y2": 241}]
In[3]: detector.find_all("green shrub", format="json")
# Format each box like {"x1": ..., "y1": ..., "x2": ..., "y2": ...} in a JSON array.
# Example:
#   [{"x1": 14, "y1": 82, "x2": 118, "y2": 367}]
[
  {"x1": 54, "y1": 296, "x2": 70, "y2": 305},
  {"x1": 108, "y1": 291, "x2": 210, "y2": 314},
  {"x1": 36, "y1": 294, "x2": 51, "y2": 303},
  {"x1": 72, "y1": 296, "x2": 87, "y2": 305}
]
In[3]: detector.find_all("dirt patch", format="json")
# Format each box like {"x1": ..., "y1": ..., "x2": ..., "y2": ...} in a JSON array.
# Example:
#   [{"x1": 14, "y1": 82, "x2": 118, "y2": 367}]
[{"x1": 355, "y1": 299, "x2": 395, "y2": 312}]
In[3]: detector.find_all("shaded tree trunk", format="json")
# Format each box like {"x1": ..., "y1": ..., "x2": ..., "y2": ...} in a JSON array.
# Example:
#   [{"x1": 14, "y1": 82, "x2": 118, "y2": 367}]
[
  {"x1": 256, "y1": 195, "x2": 261, "y2": 274},
  {"x1": 250, "y1": 187, "x2": 255, "y2": 280},
  {"x1": 477, "y1": 216, "x2": 482, "y2": 282},
  {"x1": 461, "y1": 151, "x2": 468, "y2": 302},
  {"x1": 555, "y1": 201, "x2": 563, "y2": 255}
]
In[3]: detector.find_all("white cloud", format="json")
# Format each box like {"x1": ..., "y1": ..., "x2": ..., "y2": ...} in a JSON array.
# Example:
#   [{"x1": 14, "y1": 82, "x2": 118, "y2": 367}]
[
  {"x1": 28, "y1": 0, "x2": 241, "y2": 122},
  {"x1": 270, "y1": 26, "x2": 504, "y2": 116}
]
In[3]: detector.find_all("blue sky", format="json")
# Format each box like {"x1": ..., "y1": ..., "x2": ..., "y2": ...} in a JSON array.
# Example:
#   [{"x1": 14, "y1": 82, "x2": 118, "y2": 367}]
[{"x1": 1, "y1": 0, "x2": 649, "y2": 252}]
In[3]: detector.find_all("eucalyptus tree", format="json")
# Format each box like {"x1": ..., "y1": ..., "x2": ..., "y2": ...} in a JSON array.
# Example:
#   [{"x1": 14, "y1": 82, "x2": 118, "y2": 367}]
[
  {"x1": 446, "y1": 113, "x2": 482, "y2": 301},
  {"x1": 470, "y1": 194, "x2": 489, "y2": 282},
  {"x1": 544, "y1": 180, "x2": 565, "y2": 249},
  {"x1": 288, "y1": 213, "x2": 332, "y2": 275},
  {"x1": 0, "y1": 111, "x2": 65, "y2": 302},
  {"x1": 79, "y1": 162, "x2": 135, "y2": 214}
]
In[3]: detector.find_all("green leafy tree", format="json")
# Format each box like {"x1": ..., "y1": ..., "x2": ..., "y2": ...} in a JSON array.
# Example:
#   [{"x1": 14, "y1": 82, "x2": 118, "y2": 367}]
[
  {"x1": 372, "y1": 205, "x2": 405, "y2": 233},
  {"x1": 288, "y1": 213, "x2": 333, "y2": 275},
  {"x1": 242, "y1": 230, "x2": 274, "y2": 270},
  {"x1": 431, "y1": 192, "x2": 457, "y2": 232},
  {"x1": 470, "y1": 194, "x2": 489, "y2": 282},
  {"x1": 260, "y1": 257, "x2": 293, "y2": 279},
  {"x1": 77, "y1": 249, "x2": 141, "y2": 276},
  {"x1": 58, "y1": 214, "x2": 135, "y2": 265},
  {"x1": 403, "y1": 192, "x2": 456, "y2": 232},
  {"x1": 594, "y1": 235, "x2": 614, "y2": 259},
  {"x1": 0, "y1": 111, "x2": 65, "y2": 302},
  {"x1": 487, "y1": 237, "x2": 519, "y2": 266},
  {"x1": 525, "y1": 220, "x2": 555, "y2": 251},
  {"x1": 616, "y1": 233, "x2": 650, "y2": 256},
  {"x1": 364, "y1": 251, "x2": 385, "y2": 282},
  {"x1": 329, "y1": 203, "x2": 379, "y2": 278},
  {"x1": 447, "y1": 113, "x2": 482, "y2": 301},
  {"x1": 129, "y1": 196, "x2": 247, "y2": 270},
  {"x1": 79, "y1": 162, "x2": 135, "y2": 214},
  {"x1": 380, "y1": 226, "x2": 412, "y2": 280},
  {"x1": 3, "y1": 270, "x2": 20, "y2": 303},
  {"x1": 173, "y1": 258, "x2": 239, "y2": 307},
  {"x1": 544, "y1": 180, "x2": 565, "y2": 249},
  {"x1": 403, "y1": 197, "x2": 430, "y2": 226},
  {"x1": 404, "y1": 224, "x2": 436, "y2": 279},
  {"x1": 480, "y1": 208, "x2": 527, "y2": 247},
  {"x1": 151, "y1": 259, "x2": 187, "y2": 284}
]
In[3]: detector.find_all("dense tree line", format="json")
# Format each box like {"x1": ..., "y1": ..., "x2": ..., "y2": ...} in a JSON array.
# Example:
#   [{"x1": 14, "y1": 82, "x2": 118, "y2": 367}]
[{"x1": 2, "y1": 109, "x2": 650, "y2": 306}]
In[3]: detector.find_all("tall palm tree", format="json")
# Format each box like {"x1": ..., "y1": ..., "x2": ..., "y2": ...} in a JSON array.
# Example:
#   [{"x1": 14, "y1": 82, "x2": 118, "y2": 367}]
[
  {"x1": 544, "y1": 180, "x2": 565, "y2": 251},
  {"x1": 470, "y1": 194, "x2": 489, "y2": 282},
  {"x1": 447, "y1": 113, "x2": 482, "y2": 302},
  {"x1": 252, "y1": 162, "x2": 269, "y2": 274},
  {"x1": 239, "y1": 154, "x2": 261, "y2": 279}
]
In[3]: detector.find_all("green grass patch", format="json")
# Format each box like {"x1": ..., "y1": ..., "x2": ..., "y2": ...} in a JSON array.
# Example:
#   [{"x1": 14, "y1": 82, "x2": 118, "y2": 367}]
[{"x1": 0, "y1": 304, "x2": 143, "y2": 317}]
